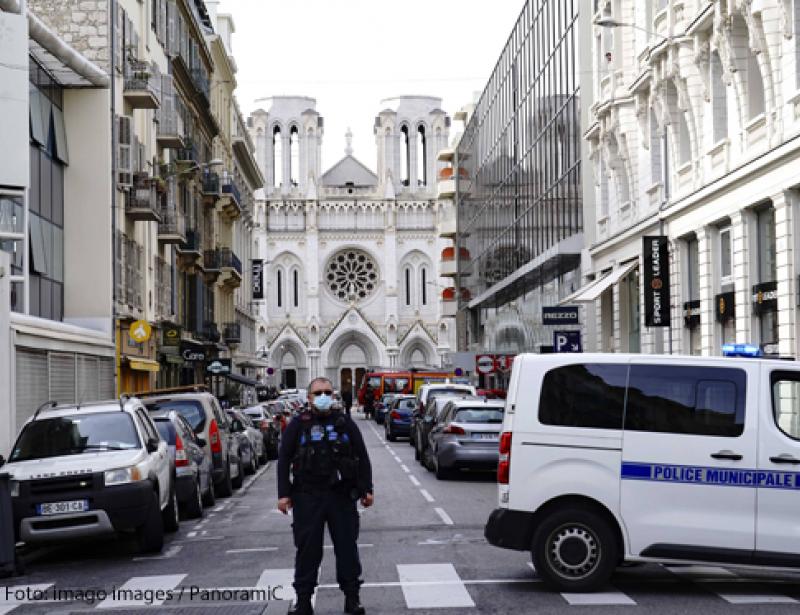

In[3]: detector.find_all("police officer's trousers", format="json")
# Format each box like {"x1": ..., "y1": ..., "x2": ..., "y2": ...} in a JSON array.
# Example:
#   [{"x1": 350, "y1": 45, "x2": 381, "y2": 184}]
[{"x1": 291, "y1": 489, "x2": 362, "y2": 596}]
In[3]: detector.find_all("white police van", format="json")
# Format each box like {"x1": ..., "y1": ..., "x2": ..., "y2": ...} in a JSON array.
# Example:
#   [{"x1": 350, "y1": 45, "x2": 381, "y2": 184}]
[{"x1": 485, "y1": 353, "x2": 800, "y2": 591}]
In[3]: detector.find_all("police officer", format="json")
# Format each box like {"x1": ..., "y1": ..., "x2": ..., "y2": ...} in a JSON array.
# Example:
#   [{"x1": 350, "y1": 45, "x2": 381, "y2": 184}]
[{"x1": 277, "y1": 377, "x2": 374, "y2": 615}]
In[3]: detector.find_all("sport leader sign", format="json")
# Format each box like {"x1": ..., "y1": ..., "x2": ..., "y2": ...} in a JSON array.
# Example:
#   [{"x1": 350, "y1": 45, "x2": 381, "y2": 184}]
[{"x1": 643, "y1": 236, "x2": 671, "y2": 327}]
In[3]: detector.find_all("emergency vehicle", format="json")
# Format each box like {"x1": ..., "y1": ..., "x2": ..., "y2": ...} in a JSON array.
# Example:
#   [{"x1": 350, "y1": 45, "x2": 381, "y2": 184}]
[
  {"x1": 356, "y1": 369, "x2": 458, "y2": 404},
  {"x1": 486, "y1": 353, "x2": 800, "y2": 591}
]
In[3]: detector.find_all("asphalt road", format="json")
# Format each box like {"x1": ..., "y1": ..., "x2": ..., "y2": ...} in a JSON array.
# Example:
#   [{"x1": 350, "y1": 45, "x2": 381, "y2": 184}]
[{"x1": 4, "y1": 411, "x2": 800, "y2": 614}]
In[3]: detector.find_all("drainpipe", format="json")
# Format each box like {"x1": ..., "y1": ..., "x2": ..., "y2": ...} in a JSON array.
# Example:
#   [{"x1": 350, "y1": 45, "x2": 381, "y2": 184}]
[{"x1": 110, "y1": 0, "x2": 118, "y2": 393}]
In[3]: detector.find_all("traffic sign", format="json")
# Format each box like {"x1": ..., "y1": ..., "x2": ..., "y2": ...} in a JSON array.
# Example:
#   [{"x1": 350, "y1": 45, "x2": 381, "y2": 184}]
[
  {"x1": 554, "y1": 331, "x2": 582, "y2": 353},
  {"x1": 129, "y1": 320, "x2": 152, "y2": 344},
  {"x1": 476, "y1": 354, "x2": 496, "y2": 374}
]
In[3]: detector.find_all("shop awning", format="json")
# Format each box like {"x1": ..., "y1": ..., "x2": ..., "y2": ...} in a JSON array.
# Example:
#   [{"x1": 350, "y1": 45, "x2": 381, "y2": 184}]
[
  {"x1": 573, "y1": 261, "x2": 639, "y2": 303},
  {"x1": 127, "y1": 358, "x2": 161, "y2": 372},
  {"x1": 225, "y1": 372, "x2": 259, "y2": 386},
  {"x1": 235, "y1": 358, "x2": 270, "y2": 368},
  {"x1": 557, "y1": 274, "x2": 610, "y2": 306}
]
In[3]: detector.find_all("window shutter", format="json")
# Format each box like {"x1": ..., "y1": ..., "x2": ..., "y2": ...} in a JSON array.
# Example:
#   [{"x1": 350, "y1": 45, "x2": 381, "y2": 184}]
[
  {"x1": 115, "y1": 5, "x2": 125, "y2": 73},
  {"x1": 151, "y1": 61, "x2": 162, "y2": 108},
  {"x1": 49, "y1": 353, "x2": 76, "y2": 405},
  {"x1": 15, "y1": 349, "x2": 49, "y2": 431},
  {"x1": 166, "y1": 1, "x2": 176, "y2": 57},
  {"x1": 77, "y1": 356, "x2": 100, "y2": 403},
  {"x1": 115, "y1": 230, "x2": 124, "y2": 302},
  {"x1": 117, "y1": 115, "x2": 133, "y2": 187},
  {"x1": 97, "y1": 358, "x2": 116, "y2": 399}
]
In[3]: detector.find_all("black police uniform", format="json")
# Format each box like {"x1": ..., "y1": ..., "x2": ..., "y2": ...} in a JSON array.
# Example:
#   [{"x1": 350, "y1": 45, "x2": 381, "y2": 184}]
[{"x1": 277, "y1": 409, "x2": 373, "y2": 600}]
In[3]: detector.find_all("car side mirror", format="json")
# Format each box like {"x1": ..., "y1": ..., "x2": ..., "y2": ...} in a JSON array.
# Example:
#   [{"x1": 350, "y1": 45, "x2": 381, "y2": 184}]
[
  {"x1": 146, "y1": 437, "x2": 159, "y2": 453},
  {"x1": 196, "y1": 437, "x2": 207, "y2": 447}
]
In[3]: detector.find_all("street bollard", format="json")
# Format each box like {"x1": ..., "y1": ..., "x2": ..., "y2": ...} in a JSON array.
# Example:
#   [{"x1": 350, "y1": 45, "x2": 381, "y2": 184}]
[{"x1": 0, "y1": 472, "x2": 18, "y2": 577}]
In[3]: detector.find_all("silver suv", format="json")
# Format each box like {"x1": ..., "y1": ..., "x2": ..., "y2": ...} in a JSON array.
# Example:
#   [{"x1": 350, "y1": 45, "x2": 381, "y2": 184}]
[{"x1": 141, "y1": 387, "x2": 240, "y2": 498}]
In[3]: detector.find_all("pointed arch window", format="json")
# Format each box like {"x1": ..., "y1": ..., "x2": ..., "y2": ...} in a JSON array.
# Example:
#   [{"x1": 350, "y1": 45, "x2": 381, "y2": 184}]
[
  {"x1": 276, "y1": 269, "x2": 283, "y2": 308},
  {"x1": 273, "y1": 126, "x2": 283, "y2": 188},
  {"x1": 421, "y1": 267, "x2": 428, "y2": 305},
  {"x1": 404, "y1": 267, "x2": 411, "y2": 305},
  {"x1": 289, "y1": 126, "x2": 299, "y2": 187},
  {"x1": 293, "y1": 269, "x2": 299, "y2": 308},
  {"x1": 400, "y1": 125, "x2": 410, "y2": 186},
  {"x1": 416, "y1": 126, "x2": 427, "y2": 186},
  {"x1": 746, "y1": 53, "x2": 765, "y2": 119}
]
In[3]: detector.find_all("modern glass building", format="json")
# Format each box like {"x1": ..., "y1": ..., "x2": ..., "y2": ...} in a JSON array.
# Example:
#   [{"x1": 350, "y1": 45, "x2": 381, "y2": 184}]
[{"x1": 454, "y1": 0, "x2": 592, "y2": 373}]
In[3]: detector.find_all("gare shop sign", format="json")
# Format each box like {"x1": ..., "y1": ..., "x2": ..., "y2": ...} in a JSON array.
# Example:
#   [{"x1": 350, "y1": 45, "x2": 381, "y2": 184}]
[{"x1": 180, "y1": 341, "x2": 206, "y2": 364}]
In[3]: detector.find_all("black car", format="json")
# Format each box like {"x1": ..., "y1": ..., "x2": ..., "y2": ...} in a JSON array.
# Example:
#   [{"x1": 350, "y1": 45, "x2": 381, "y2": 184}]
[{"x1": 152, "y1": 411, "x2": 215, "y2": 517}]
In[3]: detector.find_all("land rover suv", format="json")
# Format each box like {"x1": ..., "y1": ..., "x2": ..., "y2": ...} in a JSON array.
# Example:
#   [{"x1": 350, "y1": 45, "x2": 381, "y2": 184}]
[{"x1": 2, "y1": 397, "x2": 178, "y2": 553}]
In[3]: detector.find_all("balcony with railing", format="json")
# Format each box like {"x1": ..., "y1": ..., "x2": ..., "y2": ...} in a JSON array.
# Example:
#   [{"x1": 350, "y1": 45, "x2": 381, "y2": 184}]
[
  {"x1": 177, "y1": 228, "x2": 203, "y2": 270},
  {"x1": 224, "y1": 322, "x2": 241, "y2": 345},
  {"x1": 156, "y1": 104, "x2": 185, "y2": 149},
  {"x1": 202, "y1": 171, "x2": 220, "y2": 206},
  {"x1": 203, "y1": 248, "x2": 221, "y2": 283},
  {"x1": 219, "y1": 175, "x2": 242, "y2": 220},
  {"x1": 158, "y1": 207, "x2": 186, "y2": 244},
  {"x1": 203, "y1": 321, "x2": 221, "y2": 343},
  {"x1": 124, "y1": 60, "x2": 160, "y2": 109},
  {"x1": 175, "y1": 138, "x2": 199, "y2": 168},
  {"x1": 125, "y1": 173, "x2": 161, "y2": 222},
  {"x1": 219, "y1": 247, "x2": 242, "y2": 289}
]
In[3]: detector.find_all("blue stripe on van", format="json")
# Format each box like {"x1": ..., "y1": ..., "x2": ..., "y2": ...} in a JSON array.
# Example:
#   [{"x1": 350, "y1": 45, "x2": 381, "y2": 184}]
[{"x1": 621, "y1": 461, "x2": 800, "y2": 490}]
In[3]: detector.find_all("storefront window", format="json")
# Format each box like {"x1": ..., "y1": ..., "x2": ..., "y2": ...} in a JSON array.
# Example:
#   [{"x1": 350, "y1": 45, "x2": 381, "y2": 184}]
[{"x1": 719, "y1": 227, "x2": 732, "y2": 282}]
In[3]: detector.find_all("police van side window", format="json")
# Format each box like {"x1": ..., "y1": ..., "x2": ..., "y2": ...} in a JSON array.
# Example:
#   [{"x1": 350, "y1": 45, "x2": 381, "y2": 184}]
[
  {"x1": 538, "y1": 364, "x2": 628, "y2": 429},
  {"x1": 770, "y1": 371, "x2": 800, "y2": 440},
  {"x1": 625, "y1": 365, "x2": 745, "y2": 437}
]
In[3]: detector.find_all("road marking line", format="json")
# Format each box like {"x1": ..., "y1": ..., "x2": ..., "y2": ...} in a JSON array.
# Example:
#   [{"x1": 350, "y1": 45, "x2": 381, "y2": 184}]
[
  {"x1": 226, "y1": 547, "x2": 278, "y2": 554},
  {"x1": 713, "y1": 588, "x2": 798, "y2": 604},
  {"x1": 664, "y1": 565, "x2": 735, "y2": 577},
  {"x1": 397, "y1": 563, "x2": 475, "y2": 608},
  {"x1": 400, "y1": 464, "x2": 410, "y2": 473},
  {"x1": 561, "y1": 590, "x2": 636, "y2": 605},
  {"x1": 419, "y1": 489, "x2": 435, "y2": 503},
  {"x1": 133, "y1": 545, "x2": 183, "y2": 561},
  {"x1": 665, "y1": 565, "x2": 797, "y2": 604},
  {"x1": 434, "y1": 507, "x2": 454, "y2": 525},
  {"x1": 254, "y1": 569, "x2": 316, "y2": 606},
  {"x1": 97, "y1": 575, "x2": 186, "y2": 608},
  {"x1": 409, "y1": 476, "x2": 421, "y2": 487},
  {"x1": 324, "y1": 544, "x2": 373, "y2": 549},
  {"x1": 187, "y1": 531, "x2": 197, "y2": 538}
]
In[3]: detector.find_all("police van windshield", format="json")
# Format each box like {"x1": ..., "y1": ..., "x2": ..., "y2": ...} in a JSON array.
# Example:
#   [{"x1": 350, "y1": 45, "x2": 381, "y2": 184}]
[
  {"x1": 145, "y1": 400, "x2": 206, "y2": 432},
  {"x1": 11, "y1": 413, "x2": 141, "y2": 462}
]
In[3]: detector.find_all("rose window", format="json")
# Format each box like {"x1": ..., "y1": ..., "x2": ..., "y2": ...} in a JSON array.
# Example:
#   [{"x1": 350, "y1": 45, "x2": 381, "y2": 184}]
[{"x1": 325, "y1": 250, "x2": 379, "y2": 301}]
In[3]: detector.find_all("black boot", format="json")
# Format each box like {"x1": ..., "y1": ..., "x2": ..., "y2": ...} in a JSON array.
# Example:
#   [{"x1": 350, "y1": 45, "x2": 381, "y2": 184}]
[
  {"x1": 344, "y1": 593, "x2": 365, "y2": 615},
  {"x1": 288, "y1": 594, "x2": 314, "y2": 615}
]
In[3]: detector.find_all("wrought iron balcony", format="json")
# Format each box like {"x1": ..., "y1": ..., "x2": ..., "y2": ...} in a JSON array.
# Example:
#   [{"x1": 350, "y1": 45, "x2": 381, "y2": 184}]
[
  {"x1": 203, "y1": 321, "x2": 220, "y2": 343},
  {"x1": 125, "y1": 173, "x2": 161, "y2": 223},
  {"x1": 124, "y1": 60, "x2": 160, "y2": 109},
  {"x1": 219, "y1": 248, "x2": 242, "y2": 289},
  {"x1": 157, "y1": 208, "x2": 186, "y2": 244},
  {"x1": 203, "y1": 248, "x2": 221, "y2": 283},
  {"x1": 156, "y1": 106, "x2": 184, "y2": 149},
  {"x1": 191, "y1": 67, "x2": 210, "y2": 104},
  {"x1": 202, "y1": 172, "x2": 220, "y2": 195},
  {"x1": 175, "y1": 139, "x2": 199, "y2": 167},
  {"x1": 220, "y1": 176, "x2": 242, "y2": 219},
  {"x1": 224, "y1": 322, "x2": 241, "y2": 345}
]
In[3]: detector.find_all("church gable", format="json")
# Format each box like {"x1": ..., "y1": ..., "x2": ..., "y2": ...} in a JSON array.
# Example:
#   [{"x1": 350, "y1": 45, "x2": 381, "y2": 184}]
[{"x1": 321, "y1": 155, "x2": 379, "y2": 187}]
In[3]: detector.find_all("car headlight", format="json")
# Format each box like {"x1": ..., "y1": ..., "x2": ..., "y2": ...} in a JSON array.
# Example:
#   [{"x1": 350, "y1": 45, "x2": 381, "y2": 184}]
[
  {"x1": 104, "y1": 467, "x2": 143, "y2": 486},
  {"x1": 8, "y1": 480, "x2": 19, "y2": 497}
]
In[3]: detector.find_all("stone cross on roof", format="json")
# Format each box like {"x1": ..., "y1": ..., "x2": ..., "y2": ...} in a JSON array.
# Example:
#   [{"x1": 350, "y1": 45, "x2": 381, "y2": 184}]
[{"x1": 345, "y1": 127, "x2": 353, "y2": 156}]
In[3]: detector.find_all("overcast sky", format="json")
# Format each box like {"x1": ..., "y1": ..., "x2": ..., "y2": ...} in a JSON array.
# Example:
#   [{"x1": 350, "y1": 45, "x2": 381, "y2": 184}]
[{"x1": 216, "y1": 0, "x2": 525, "y2": 172}]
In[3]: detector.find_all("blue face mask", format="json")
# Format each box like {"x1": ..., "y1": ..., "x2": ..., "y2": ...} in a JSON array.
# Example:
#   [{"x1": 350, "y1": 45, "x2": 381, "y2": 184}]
[{"x1": 312, "y1": 394, "x2": 333, "y2": 413}]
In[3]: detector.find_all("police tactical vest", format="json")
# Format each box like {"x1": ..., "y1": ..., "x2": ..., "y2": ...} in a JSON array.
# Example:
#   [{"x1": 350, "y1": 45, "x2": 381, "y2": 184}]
[{"x1": 292, "y1": 415, "x2": 358, "y2": 489}]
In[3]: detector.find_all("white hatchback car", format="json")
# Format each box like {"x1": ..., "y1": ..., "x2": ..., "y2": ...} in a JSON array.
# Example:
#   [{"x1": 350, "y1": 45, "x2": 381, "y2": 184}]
[
  {"x1": 486, "y1": 353, "x2": 800, "y2": 591},
  {"x1": 2, "y1": 396, "x2": 178, "y2": 553}
]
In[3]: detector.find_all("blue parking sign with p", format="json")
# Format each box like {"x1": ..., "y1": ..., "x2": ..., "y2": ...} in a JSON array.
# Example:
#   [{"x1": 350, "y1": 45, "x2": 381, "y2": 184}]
[{"x1": 554, "y1": 331, "x2": 582, "y2": 353}]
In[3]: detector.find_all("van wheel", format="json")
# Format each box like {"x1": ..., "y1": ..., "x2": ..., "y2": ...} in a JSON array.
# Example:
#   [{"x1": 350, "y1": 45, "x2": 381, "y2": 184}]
[
  {"x1": 531, "y1": 508, "x2": 618, "y2": 592},
  {"x1": 162, "y1": 485, "x2": 180, "y2": 533},
  {"x1": 216, "y1": 464, "x2": 234, "y2": 498},
  {"x1": 185, "y1": 478, "x2": 204, "y2": 519},
  {"x1": 137, "y1": 491, "x2": 164, "y2": 553}
]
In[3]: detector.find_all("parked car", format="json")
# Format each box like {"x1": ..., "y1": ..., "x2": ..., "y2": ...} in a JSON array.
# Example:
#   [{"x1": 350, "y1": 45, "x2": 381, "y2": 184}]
[
  {"x1": 3, "y1": 397, "x2": 178, "y2": 553},
  {"x1": 141, "y1": 386, "x2": 241, "y2": 498},
  {"x1": 226, "y1": 410, "x2": 258, "y2": 481},
  {"x1": 375, "y1": 394, "x2": 398, "y2": 425},
  {"x1": 414, "y1": 394, "x2": 478, "y2": 463},
  {"x1": 384, "y1": 395, "x2": 416, "y2": 441},
  {"x1": 410, "y1": 384, "x2": 477, "y2": 448},
  {"x1": 234, "y1": 410, "x2": 265, "y2": 469},
  {"x1": 242, "y1": 404, "x2": 280, "y2": 461},
  {"x1": 424, "y1": 398, "x2": 505, "y2": 479},
  {"x1": 151, "y1": 411, "x2": 214, "y2": 517}
]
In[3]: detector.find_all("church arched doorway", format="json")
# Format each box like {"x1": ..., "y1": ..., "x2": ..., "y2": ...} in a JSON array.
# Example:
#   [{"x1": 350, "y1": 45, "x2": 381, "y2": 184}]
[{"x1": 339, "y1": 343, "x2": 367, "y2": 399}]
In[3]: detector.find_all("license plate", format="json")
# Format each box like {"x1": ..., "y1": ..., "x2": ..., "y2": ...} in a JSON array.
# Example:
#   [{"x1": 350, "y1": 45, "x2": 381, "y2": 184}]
[
  {"x1": 471, "y1": 433, "x2": 498, "y2": 440},
  {"x1": 36, "y1": 500, "x2": 89, "y2": 516}
]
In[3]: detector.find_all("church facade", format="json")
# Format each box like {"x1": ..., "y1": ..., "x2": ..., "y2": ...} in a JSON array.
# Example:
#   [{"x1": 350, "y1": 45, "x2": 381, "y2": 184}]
[{"x1": 247, "y1": 96, "x2": 456, "y2": 394}]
